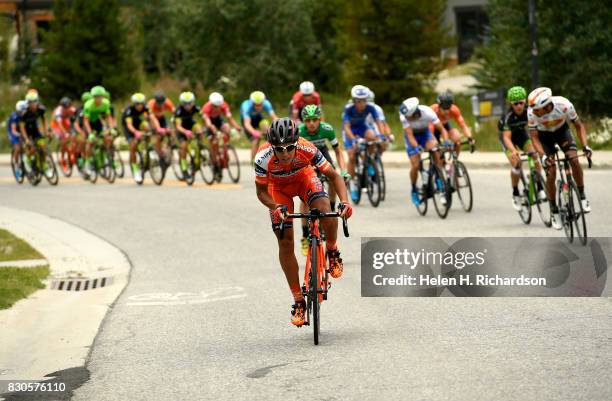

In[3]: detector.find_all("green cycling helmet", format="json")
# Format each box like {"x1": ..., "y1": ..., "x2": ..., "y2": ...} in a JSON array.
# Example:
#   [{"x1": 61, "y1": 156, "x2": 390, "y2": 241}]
[
  {"x1": 90, "y1": 85, "x2": 106, "y2": 97},
  {"x1": 103, "y1": 90, "x2": 110, "y2": 99},
  {"x1": 301, "y1": 104, "x2": 321, "y2": 120},
  {"x1": 81, "y1": 92, "x2": 92, "y2": 103},
  {"x1": 507, "y1": 86, "x2": 527, "y2": 102}
]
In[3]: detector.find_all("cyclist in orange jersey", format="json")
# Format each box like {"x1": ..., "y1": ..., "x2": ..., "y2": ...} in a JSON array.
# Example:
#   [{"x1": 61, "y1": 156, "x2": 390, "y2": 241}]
[{"x1": 254, "y1": 118, "x2": 352, "y2": 327}]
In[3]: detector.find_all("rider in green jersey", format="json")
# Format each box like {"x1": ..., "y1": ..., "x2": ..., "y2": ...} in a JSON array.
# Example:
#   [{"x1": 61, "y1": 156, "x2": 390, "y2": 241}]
[
  {"x1": 297, "y1": 104, "x2": 348, "y2": 255},
  {"x1": 83, "y1": 85, "x2": 114, "y2": 176}
]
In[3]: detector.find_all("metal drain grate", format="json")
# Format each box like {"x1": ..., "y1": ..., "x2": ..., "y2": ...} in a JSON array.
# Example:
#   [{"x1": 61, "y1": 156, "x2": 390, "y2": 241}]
[{"x1": 49, "y1": 276, "x2": 114, "y2": 291}]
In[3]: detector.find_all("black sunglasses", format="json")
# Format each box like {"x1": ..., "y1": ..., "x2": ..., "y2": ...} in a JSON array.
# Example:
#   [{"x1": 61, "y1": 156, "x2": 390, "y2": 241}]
[
  {"x1": 511, "y1": 101, "x2": 525, "y2": 106},
  {"x1": 273, "y1": 143, "x2": 297, "y2": 153}
]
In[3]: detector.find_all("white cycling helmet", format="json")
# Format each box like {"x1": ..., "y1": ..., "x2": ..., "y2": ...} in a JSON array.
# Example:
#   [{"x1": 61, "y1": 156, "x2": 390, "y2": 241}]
[
  {"x1": 351, "y1": 85, "x2": 369, "y2": 100},
  {"x1": 209, "y1": 92, "x2": 224, "y2": 106},
  {"x1": 400, "y1": 97, "x2": 419, "y2": 117},
  {"x1": 528, "y1": 87, "x2": 553, "y2": 109},
  {"x1": 15, "y1": 100, "x2": 27, "y2": 112},
  {"x1": 299, "y1": 81, "x2": 315, "y2": 96},
  {"x1": 367, "y1": 89, "x2": 375, "y2": 103}
]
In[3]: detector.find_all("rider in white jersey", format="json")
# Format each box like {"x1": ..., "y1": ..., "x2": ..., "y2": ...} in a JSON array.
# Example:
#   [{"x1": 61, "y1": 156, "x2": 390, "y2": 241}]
[
  {"x1": 527, "y1": 88, "x2": 592, "y2": 229},
  {"x1": 399, "y1": 97, "x2": 449, "y2": 206}
]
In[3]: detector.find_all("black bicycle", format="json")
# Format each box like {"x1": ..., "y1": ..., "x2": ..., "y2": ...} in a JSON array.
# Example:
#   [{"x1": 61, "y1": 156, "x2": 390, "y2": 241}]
[
  {"x1": 515, "y1": 151, "x2": 551, "y2": 226},
  {"x1": 352, "y1": 139, "x2": 384, "y2": 207},
  {"x1": 441, "y1": 139, "x2": 474, "y2": 212},
  {"x1": 133, "y1": 131, "x2": 165, "y2": 185},
  {"x1": 550, "y1": 145, "x2": 592, "y2": 245},
  {"x1": 23, "y1": 138, "x2": 59, "y2": 186},
  {"x1": 414, "y1": 147, "x2": 449, "y2": 218},
  {"x1": 280, "y1": 209, "x2": 349, "y2": 345}
]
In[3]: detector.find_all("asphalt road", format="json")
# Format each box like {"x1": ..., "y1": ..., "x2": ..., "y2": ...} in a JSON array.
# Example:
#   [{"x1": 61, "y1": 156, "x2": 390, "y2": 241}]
[{"x1": 1, "y1": 166, "x2": 611, "y2": 401}]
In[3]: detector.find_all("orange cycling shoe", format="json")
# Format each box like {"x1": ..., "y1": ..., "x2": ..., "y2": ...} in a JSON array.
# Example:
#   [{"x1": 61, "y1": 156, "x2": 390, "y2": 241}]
[
  {"x1": 327, "y1": 249, "x2": 343, "y2": 279},
  {"x1": 291, "y1": 300, "x2": 306, "y2": 327}
]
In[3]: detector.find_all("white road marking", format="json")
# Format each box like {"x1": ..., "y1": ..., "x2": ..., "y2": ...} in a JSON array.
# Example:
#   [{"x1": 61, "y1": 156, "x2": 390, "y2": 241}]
[{"x1": 125, "y1": 286, "x2": 246, "y2": 306}]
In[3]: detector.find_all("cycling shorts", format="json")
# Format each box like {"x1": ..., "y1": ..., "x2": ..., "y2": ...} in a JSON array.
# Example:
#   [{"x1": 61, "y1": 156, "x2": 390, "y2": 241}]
[
  {"x1": 433, "y1": 121, "x2": 453, "y2": 142},
  {"x1": 268, "y1": 168, "x2": 328, "y2": 231},
  {"x1": 537, "y1": 123, "x2": 577, "y2": 156},
  {"x1": 176, "y1": 123, "x2": 202, "y2": 143},
  {"x1": 123, "y1": 121, "x2": 150, "y2": 143},
  {"x1": 7, "y1": 131, "x2": 20, "y2": 146},
  {"x1": 405, "y1": 129, "x2": 435, "y2": 157},
  {"x1": 342, "y1": 124, "x2": 375, "y2": 150},
  {"x1": 499, "y1": 130, "x2": 532, "y2": 155},
  {"x1": 206, "y1": 116, "x2": 227, "y2": 137},
  {"x1": 242, "y1": 116, "x2": 270, "y2": 142}
]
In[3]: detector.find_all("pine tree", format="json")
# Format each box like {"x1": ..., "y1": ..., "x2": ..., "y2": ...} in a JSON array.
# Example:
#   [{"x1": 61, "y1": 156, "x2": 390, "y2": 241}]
[
  {"x1": 33, "y1": 0, "x2": 138, "y2": 102},
  {"x1": 335, "y1": 0, "x2": 450, "y2": 104}
]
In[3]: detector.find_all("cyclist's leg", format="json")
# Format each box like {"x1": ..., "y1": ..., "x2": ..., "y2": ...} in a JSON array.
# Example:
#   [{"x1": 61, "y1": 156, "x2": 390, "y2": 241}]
[
  {"x1": 539, "y1": 131, "x2": 557, "y2": 203},
  {"x1": 343, "y1": 130, "x2": 357, "y2": 177},
  {"x1": 448, "y1": 124, "x2": 462, "y2": 153},
  {"x1": 405, "y1": 132, "x2": 423, "y2": 188},
  {"x1": 269, "y1": 185, "x2": 302, "y2": 303},
  {"x1": 502, "y1": 134, "x2": 522, "y2": 192},
  {"x1": 177, "y1": 133, "x2": 189, "y2": 174}
]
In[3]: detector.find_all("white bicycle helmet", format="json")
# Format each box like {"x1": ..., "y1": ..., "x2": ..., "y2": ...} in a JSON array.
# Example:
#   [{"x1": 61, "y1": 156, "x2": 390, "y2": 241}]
[
  {"x1": 16, "y1": 100, "x2": 27, "y2": 112},
  {"x1": 209, "y1": 92, "x2": 224, "y2": 106},
  {"x1": 351, "y1": 85, "x2": 369, "y2": 100},
  {"x1": 367, "y1": 89, "x2": 375, "y2": 103},
  {"x1": 299, "y1": 81, "x2": 315, "y2": 95},
  {"x1": 399, "y1": 97, "x2": 419, "y2": 117},
  {"x1": 528, "y1": 87, "x2": 553, "y2": 109}
]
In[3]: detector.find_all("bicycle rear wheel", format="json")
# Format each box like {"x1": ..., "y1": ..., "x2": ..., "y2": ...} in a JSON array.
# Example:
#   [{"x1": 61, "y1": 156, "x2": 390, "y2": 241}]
[
  {"x1": 104, "y1": 151, "x2": 116, "y2": 184},
  {"x1": 569, "y1": 181, "x2": 587, "y2": 245},
  {"x1": 534, "y1": 171, "x2": 551, "y2": 227},
  {"x1": 454, "y1": 161, "x2": 473, "y2": 212},
  {"x1": 430, "y1": 165, "x2": 450, "y2": 219},
  {"x1": 226, "y1": 145, "x2": 241, "y2": 183},
  {"x1": 309, "y1": 238, "x2": 320, "y2": 346}
]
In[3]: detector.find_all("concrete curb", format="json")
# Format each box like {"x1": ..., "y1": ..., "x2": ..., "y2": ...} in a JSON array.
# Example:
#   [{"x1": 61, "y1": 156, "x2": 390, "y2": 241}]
[{"x1": 0, "y1": 206, "x2": 131, "y2": 382}]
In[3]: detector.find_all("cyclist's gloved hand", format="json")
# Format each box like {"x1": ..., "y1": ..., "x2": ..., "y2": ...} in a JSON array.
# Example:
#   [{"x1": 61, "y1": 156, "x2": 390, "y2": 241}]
[
  {"x1": 583, "y1": 146, "x2": 593, "y2": 158},
  {"x1": 110, "y1": 128, "x2": 118, "y2": 137},
  {"x1": 541, "y1": 154, "x2": 553, "y2": 168},
  {"x1": 338, "y1": 202, "x2": 353, "y2": 219},
  {"x1": 443, "y1": 140, "x2": 453, "y2": 149},
  {"x1": 185, "y1": 130, "x2": 194, "y2": 139},
  {"x1": 388, "y1": 134, "x2": 395, "y2": 142},
  {"x1": 134, "y1": 130, "x2": 143, "y2": 140},
  {"x1": 468, "y1": 137, "x2": 476, "y2": 145},
  {"x1": 416, "y1": 145, "x2": 424, "y2": 154},
  {"x1": 272, "y1": 205, "x2": 288, "y2": 224},
  {"x1": 340, "y1": 170, "x2": 352, "y2": 181},
  {"x1": 156, "y1": 127, "x2": 166, "y2": 135}
]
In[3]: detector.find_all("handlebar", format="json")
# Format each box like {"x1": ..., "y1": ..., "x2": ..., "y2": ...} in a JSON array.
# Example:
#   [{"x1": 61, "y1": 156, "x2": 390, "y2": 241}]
[{"x1": 279, "y1": 209, "x2": 349, "y2": 239}]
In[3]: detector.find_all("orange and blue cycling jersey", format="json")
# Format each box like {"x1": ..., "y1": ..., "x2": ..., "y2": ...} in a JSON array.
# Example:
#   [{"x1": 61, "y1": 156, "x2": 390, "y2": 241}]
[
  {"x1": 254, "y1": 137, "x2": 332, "y2": 186},
  {"x1": 147, "y1": 98, "x2": 175, "y2": 118}
]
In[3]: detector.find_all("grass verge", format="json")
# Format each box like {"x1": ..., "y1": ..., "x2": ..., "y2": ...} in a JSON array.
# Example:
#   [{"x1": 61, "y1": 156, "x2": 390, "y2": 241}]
[
  {"x1": 0, "y1": 229, "x2": 44, "y2": 262},
  {"x1": 0, "y1": 265, "x2": 49, "y2": 309}
]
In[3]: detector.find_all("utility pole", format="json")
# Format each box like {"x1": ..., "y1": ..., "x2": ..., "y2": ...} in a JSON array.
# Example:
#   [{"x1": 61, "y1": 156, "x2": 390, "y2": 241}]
[{"x1": 528, "y1": 0, "x2": 539, "y2": 87}]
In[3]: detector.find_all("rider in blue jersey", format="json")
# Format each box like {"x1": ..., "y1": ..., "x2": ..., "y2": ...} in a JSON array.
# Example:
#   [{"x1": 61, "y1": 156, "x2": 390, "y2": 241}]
[
  {"x1": 7, "y1": 101, "x2": 26, "y2": 179},
  {"x1": 240, "y1": 91, "x2": 278, "y2": 163},
  {"x1": 342, "y1": 85, "x2": 385, "y2": 199}
]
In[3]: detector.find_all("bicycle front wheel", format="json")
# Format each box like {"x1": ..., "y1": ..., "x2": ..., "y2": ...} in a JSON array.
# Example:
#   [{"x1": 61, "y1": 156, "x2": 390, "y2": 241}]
[
  {"x1": 430, "y1": 165, "x2": 450, "y2": 219},
  {"x1": 44, "y1": 153, "x2": 59, "y2": 186},
  {"x1": 309, "y1": 239, "x2": 320, "y2": 346},
  {"x1": 415, "y1": 165, "x2": 428, "y2": 216},
  {"x1": 534, "y1": 171, "x2": 551, "y2": 227},
  {"x1": 518, "y1": 171, "x2": 531, "y2": 225},
  {"x1": 57, "y1": 147, "x2": 73, "y2": 177},
  {"x1": 569, "y1": 181, "x2": 587, "y2": 245},
  {"x1": 11, "y1": 150, "x2": 24, "y2": 184},
  {"x1": 375, "y1": 154, "x2": 386, "y2": 201},
  {"x1": 557, "y1": 181, "x2": 573, "y2": 243},
  {"x1": 113, "y1": 148, "x2": 125, "y2": 178},
  {"x1": 365, "y1": 159, "x2": 382, "y2": 207},
  {"x1": 454, "y1": 161, "x2": 473, "y2": 212},
  {"x1": 148, "y1": 148, "x2": 165, "y2": 186},
  {"x1": 199, "y1": 147, "x2": 215, "y2": 185},
  {"x1": 226, "y1": 145, "x2": 240, "y2": 183}
]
